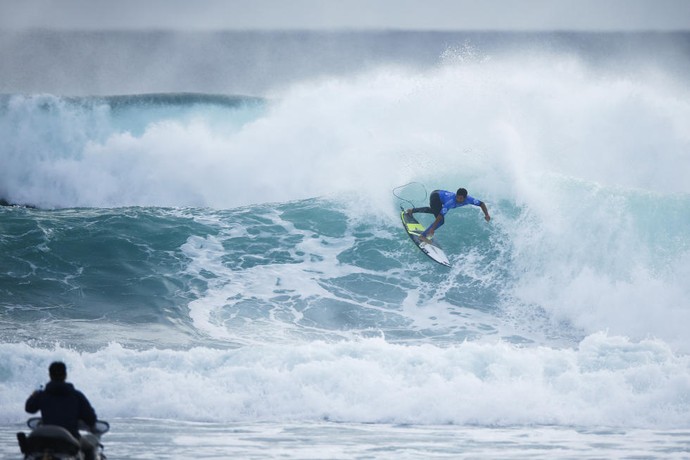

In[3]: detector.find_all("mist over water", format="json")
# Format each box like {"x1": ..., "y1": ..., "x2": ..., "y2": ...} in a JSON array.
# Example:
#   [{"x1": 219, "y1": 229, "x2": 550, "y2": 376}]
[
  {"x1": 2, "y1": 30, "x2": 690, "y2": 96},
  {"x1": 1, "y1": 31, "x2": 690, "y2": 443}
]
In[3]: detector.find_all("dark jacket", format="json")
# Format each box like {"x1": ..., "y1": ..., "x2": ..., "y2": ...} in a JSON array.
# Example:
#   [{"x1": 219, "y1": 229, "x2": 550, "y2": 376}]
[{"x1": 25, "y1": 381, "x2": 97, "y2": 438}]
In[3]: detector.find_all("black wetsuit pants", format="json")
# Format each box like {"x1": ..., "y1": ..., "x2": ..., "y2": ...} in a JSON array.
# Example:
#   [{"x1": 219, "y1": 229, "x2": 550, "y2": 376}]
[{"x1": 411, "y1": 190, "x2": 442, "y2": 217}]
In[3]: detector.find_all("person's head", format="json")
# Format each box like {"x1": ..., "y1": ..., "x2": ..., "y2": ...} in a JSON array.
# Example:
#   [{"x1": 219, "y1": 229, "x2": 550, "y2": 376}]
[
  {"x1": 456, "y1": 188, "x2": 468, "y2": 202},
  {"x1": 49, "y1": 361, "x2": 67, "y2": 382}
]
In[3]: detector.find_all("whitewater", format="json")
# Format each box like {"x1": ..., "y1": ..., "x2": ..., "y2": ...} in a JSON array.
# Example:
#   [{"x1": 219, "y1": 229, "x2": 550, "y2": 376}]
[{"x1": 1, "y1": 31, "x2": 690, "y2": 458}]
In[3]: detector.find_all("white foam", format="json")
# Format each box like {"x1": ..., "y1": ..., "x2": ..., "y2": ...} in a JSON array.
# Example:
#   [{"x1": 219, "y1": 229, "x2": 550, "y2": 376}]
[{"x1": 2, "y1": 332, "x2": 688, "y2": 428}]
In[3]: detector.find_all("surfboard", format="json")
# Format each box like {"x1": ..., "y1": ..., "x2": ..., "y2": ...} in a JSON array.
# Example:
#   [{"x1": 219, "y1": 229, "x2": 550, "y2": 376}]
[{"x1": 400, "y1": 209, "x2": 451, "y2": 267}]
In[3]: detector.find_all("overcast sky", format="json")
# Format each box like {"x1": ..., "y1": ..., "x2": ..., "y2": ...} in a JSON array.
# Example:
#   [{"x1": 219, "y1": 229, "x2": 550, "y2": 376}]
[{"x1": 1, "y1": 0, "x2": 689, "y2": 31}]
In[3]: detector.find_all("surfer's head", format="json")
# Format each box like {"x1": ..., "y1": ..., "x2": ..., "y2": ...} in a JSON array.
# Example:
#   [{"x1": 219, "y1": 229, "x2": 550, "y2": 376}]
[{"x1": 456, "y1": 188, "x2": 468, "y2": 202}]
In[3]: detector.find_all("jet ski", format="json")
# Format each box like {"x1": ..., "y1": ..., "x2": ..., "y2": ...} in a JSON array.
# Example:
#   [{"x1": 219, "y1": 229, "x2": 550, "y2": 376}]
[{"x1": 16, "y1": 417, "x2": 110, "y2": 460}]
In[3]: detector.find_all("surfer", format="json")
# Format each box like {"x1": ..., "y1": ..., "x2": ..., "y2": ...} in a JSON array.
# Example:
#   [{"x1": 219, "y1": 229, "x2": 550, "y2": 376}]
[
  {"x1": 406, "y1": 188, "x2": 490, "y2": 241},
  {"x1": 25, "y1": 361, "x2": 100, "y2": 459}
]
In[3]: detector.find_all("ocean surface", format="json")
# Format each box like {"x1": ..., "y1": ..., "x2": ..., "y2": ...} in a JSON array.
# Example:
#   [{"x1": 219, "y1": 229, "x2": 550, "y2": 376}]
[{"x1": 1, "y1": 30, "x2": 690, "y2": 458}]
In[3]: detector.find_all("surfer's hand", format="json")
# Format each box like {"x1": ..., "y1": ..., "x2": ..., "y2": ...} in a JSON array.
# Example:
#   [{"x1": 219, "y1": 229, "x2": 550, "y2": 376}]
[{"x1": 484, "y1": 215, "x2": 491, "y2": 222}]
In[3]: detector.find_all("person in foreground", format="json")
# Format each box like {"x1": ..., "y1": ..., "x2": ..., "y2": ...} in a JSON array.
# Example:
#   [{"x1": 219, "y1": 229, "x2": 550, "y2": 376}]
[
  {"x1": 25, "y1": 361, "x2": 100, "y2": 459},
  {"x1": 406, "y1": 188, "x2": 490, "y2": 241}
]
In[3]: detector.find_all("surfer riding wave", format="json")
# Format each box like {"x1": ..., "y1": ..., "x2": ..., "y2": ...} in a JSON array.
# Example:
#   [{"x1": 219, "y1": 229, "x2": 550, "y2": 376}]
[{"x1": 406, "y1": 188, "x2": 490, "y2": 241}]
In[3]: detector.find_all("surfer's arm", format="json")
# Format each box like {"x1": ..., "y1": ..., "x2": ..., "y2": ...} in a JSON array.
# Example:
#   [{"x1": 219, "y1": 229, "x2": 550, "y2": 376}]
[{"x1": 479, "y1": 202, "x2": 490, "y2": 222}]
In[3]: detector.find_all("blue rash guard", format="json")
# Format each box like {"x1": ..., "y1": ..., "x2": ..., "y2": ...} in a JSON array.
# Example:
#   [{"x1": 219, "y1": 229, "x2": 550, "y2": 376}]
[{"x1": 421, "y1": 190, "x2": 482, "y2": 237}]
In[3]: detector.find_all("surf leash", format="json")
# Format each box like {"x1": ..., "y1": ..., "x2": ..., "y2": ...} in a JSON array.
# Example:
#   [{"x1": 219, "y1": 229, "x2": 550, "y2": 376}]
[{"x1": 392, "y1": 182, "x2": 427, "y2": 210}]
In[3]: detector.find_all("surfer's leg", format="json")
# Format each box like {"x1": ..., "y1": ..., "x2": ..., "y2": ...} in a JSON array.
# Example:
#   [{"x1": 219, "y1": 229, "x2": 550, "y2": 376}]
[
  {"x1": 429, "y1": 191, "x2": 442, "y2": 215},
  {"x1": 409, "y1": 191, "x2": 441, "y2": 215}
]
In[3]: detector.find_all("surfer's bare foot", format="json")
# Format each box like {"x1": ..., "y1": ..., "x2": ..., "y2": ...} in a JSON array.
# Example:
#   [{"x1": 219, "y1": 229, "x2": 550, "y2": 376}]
[{"x1": 405, "y1": 209, "x2": 413, "y2": 215}]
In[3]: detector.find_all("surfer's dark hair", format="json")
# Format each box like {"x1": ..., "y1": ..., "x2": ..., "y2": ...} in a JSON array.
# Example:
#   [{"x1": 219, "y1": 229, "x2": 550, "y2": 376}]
[{"x1": 457, "y1": 188, "x2": 468, "y2": 197}]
